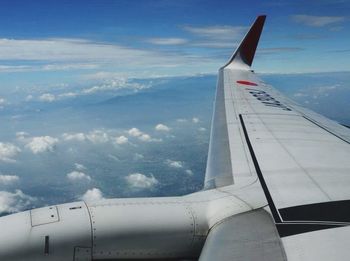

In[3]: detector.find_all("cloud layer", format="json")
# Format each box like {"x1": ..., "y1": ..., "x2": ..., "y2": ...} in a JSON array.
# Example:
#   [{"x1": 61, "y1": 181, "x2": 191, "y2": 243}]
[{"x1": 291, "y1": 15, "x2": 345, "y2": 27}]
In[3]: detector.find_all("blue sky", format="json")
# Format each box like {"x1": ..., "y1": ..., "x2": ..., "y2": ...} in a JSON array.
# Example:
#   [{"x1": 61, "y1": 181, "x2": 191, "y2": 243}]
[{"x1": 0, "y1": 0, "x2": 349, "y2": 95}]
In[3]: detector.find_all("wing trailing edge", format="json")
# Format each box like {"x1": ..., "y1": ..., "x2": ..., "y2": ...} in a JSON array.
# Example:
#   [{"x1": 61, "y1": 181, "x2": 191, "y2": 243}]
[{"x1": 223, "y1": 15, "x2": 266, "y2": 69}]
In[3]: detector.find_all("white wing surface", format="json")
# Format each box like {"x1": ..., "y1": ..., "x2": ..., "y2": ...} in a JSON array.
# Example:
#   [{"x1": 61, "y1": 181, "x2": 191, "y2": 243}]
[{"x1": 202, "y1": 15, "x2": 350, "y2": 260}]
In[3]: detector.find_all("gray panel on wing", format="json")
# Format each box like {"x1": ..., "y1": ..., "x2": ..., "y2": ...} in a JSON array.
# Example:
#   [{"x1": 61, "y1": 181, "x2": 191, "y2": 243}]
[{"x1": 198, "y1": 209, "x2": 287, "y2": 261}]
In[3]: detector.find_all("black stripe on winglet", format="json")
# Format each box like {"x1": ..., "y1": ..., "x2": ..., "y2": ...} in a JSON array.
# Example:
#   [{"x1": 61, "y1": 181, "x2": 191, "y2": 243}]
[{"x1": 279, "y1": 200, "x2": 350, "y2": 223}]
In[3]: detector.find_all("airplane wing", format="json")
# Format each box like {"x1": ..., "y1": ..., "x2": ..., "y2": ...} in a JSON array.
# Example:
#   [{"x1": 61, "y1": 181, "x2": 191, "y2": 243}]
[{"x1": 201, "y1": 15, "x2": 350, "y2": 260}]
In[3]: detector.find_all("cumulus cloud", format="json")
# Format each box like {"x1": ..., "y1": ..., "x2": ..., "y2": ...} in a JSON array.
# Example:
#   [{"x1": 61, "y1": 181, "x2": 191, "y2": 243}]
[
  {"x1": 128, "y1": 128, "x2": 143, "y2": 137},
  {"x1": 185, "y1": 169, "x2": 194, "y2": 175},
  {"x1": 138, "y1": 134, "x2": 153, "y2": 142},
  {"x1": 39, "y1": 93, "x2": 56, "y2": 102},
  {"x1": 127, "y1": 128, "x2": 160, "y2": 142},
  {"x1": 291, "y1": 15, "x2": 345, "y2": 27},
  {"x1": 0, "y1": 190, "x2": 36, "y2": 214},
  {"x1": 0, "y1": 175, "x2": 19, "y2": 185},
  {"x1": 67, "y1": 171, "x2": 91, "y2": 182},
  {"x1": 166, "y1": 159, "x2": 184, "y2": 169},
  {"x1": 0, "y1": 142, "x2": 21, "y2": 162},
  {"x1": 80, "y1": 188, "x2": 104, "y2": 202},
  {"x1": 192, "y1": 117, "x2": 200, "y2": 123},
  {"x1": 155, "y1": 124, "x2": 171, "y2": 132},
  {"x1": 25, "y1": 136, "x2": 59, "y2": 154},
  {"x1": 125, "y1": 173, "x2": 159, "y2": 189},
  {"x1": 146, "y1": 37, "x2": 188, "y2": 45},
  {"x1": 114, "y1": 135, "x2": 128, "y2": 145},
  {"x1": 0, "y1": 97, "x2": 7, "y2": 106}
]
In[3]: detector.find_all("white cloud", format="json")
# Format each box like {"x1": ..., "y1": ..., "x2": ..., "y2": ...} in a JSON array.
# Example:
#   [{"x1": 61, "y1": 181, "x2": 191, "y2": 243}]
[
  {"x1": 108, "y1": 154, "x2": 121, "y2": 161},
  {"x1": 294, "y1": 92, "x2": 308, "y2": 97},
  {"x1": 67, "y1": 171, "x2": 91, "y2": 182},
  {"x1": 42, "y1": 63, "x2": 99, "y2": 71},
  {"x1": 198, "y1": 127, "x2": 206, "y2": 132},
  {"x1": 0, "y1": 175, "x2": 19, "y2": 185},
  {"x1": 183, "y1": 25, "x2": 247, "y2": 40},
  {"x1": 30, "y1": 78, "x2": 148, "y2": 102},
  {"x1": 257, "y1": 47, "x2": 303, "y2": 55},
  {"x1": 166, "y1": 159, "x2": 184, "y2": 169},
  {"x1": 147, "y1": 37, "x2": 188, "y2": 45},
  {"x1": 0, "y1": 38, "x2": 168, "y2": 63},
  {"x1": 127, "y1": 128, "x2": 160, "y2": 142},
  {"x1": 39, "y1": 93, "x2": 56, "y2": 102},
  {"x1": 0, "y1": 142, "x2": 21, "y2": 162},
  {"x1": 80, "y1": 188, "x2": 104, "y2": 202},
  {"x1": 182, "y1": 25, "x2": 246, "y2": 48},
  {"x1": 185, "y1": 169, "x2": 194, "y2": 175},
  {"x1": 192, "y1": 117, "x2": 200, "y2": 123},
  {"x1": 0, "y1": 190, "x2": 36, "y2": 214},
  {"x1": 16, "y1": 131, "x2": 29, "y2": 141},
  {"x1": 139, "y1": 134, "x2": 152, "y2": 142},
  {"x1": 82, "y1": 78, "x2": 148, "y2": 95},
  {"x1": 25, "y1": 136, "x2": 59, "y2": 154},
  {"x1": 155, "y1": 123, "x2": 171, "y2": 132},
  {"x1": 63, "y1": 130, "x2": 110, "y2": 144},
  {"x1": 58, "y1": 92, "x2": 78, "y2": 98},
  {"x1": 128, "y1": 128, "x2": 143, "y2": 137},
  {"x1": 176, "y1": 118, "x2": 188, "y2": 123},
  {"x1": 291, "y1": 15, "x2": 345, "y2": 27},
  {"x1": 0, "y1": 37, "x2": 225, "y2": 78},
  {"x1": 74, "y1": 163, "x2": 86, "y2": 171},
  {"x1": 86, "y1": 130, "x2": 109, "y2": 144},
  {"x1": 133, "y1": 153, "x2": 144, "y2": 160},
  {"x1": 62, "y1": 132, "x2": 86, "y2": 142},
  {"x1": 0, "y1": 38, "x2": 210, "y2": 76},
  {"x1": 0, "y1": 97, "x2": 7, "y2": 105},
  {"x1": 0, "y1": 63, "x2": 99, "y2": 73},
  {"x1": 125, "y1": 173, "x2": 159, "y2": 189},
  {"x1": 114, "y1": 135, "x2": 128, "y2": 145}
]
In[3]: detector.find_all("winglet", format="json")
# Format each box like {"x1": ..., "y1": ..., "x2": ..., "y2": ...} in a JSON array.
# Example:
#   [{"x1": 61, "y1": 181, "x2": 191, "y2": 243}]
[{"x1": 223, "y1": 15, "x2": 266, "y2": 69}]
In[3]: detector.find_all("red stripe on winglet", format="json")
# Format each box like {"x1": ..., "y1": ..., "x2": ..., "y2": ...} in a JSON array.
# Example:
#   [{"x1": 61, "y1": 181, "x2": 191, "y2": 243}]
[{"x1": 236, "y1": 80, "x2": 258, "y2": 86}]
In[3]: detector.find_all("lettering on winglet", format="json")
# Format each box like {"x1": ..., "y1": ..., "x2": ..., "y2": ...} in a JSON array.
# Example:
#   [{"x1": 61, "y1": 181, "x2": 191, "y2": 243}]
[{"x1": 247, "y1": 88, "x2": 292, "y2": 111}]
